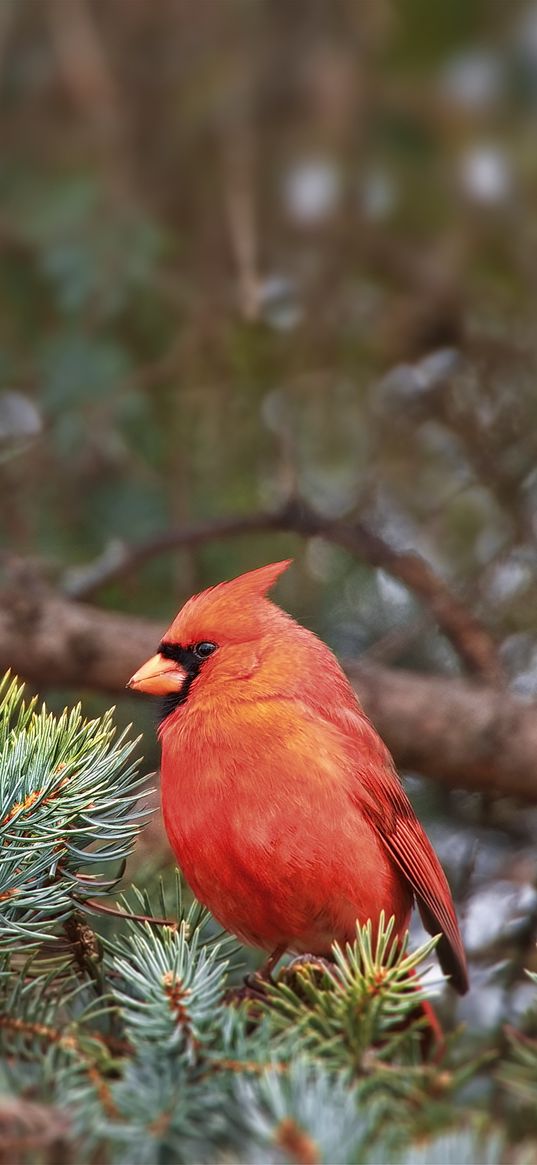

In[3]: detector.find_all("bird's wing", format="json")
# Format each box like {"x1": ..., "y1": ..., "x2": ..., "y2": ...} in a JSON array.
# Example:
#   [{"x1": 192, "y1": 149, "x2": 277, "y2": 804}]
[
  {"x1": 373, "y1": 795, "x2": 468, "y2": 994},
  {"x1": 333, "y1": 705, "x2": 469, "y2": 994}
]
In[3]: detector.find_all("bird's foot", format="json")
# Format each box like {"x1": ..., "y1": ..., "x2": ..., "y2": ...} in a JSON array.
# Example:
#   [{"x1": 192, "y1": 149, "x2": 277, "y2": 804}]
[
  {"x1": 244, "y1": 969, "x2": 273, "y2": 991},
  {"x1": 224, "y1": 949, "x2": 339, "y2": 1009},
  {"x1": 224, "y1": 943, "x2": 288, "y2": 1008},
  {"x1": 223, "y1": 976, "x2": 270, "y2": 1009},
  {"x1": 279, "y1": 954, "x2": 340, "y2": 987},
  {"x1": 255, "y1": 943, "x2": 287, "y2": 981}
]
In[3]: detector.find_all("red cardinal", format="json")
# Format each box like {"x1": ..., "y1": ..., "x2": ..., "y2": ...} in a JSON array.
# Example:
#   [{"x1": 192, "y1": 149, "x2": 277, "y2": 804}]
[{"x1": 128, "y1": 560, "x2": 468, "y2": 994}]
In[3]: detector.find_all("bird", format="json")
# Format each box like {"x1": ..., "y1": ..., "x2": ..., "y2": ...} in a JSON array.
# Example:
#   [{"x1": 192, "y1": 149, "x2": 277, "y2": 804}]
[{"x1": 128, "y1": 559, "x2": 468, "y2": 995}]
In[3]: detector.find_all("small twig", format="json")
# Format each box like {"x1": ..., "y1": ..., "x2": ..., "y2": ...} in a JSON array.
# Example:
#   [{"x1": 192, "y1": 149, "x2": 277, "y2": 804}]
[
  {"x1": 64, "y1": 496, "x2": 501, "y2": 683},
  {"x1": 83, "y1": 897, "x2": 178, "y2": 930},
  {"x1": 63, "y1": 509, "x2": 282, "y2": 599}
]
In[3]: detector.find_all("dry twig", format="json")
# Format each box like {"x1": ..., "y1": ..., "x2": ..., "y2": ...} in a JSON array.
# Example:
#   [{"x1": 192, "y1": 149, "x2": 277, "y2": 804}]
[{"x1": 63, "y1": 497, "x2": 501, "y2": 683}]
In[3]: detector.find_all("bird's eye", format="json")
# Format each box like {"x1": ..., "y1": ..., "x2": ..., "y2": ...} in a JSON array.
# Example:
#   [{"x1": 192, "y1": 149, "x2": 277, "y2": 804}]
[{"x1": 193, "y1": 641, "x2": 217, "y2": 659}]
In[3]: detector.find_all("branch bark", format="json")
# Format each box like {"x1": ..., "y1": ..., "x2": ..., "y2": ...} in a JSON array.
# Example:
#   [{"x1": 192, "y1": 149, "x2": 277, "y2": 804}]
[
  {"x1": 0, "y1": 579, "x2": 534, "y2": 800},
  {"x1": 63, "y1": 497, "x2": 501, "y2": 684},
  {"x1": 346, "y1": 661, "x2": 536, "y2": 800}
]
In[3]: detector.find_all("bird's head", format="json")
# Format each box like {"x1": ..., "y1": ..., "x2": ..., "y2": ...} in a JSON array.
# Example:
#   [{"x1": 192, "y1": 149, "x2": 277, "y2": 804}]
[{"x1": 127, "y1": 559, "x2": 294, "y2": 723}]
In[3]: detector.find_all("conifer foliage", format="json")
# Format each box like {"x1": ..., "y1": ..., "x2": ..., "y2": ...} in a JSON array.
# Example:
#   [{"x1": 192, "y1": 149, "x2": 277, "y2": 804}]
[{"x1": 0, "y1": 675, "x2": 535, "y2": 1164}]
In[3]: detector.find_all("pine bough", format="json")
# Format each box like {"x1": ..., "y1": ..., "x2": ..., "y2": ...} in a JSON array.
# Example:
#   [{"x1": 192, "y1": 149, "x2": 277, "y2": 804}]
[{"x1": 0, "y1": 675, "x2": 534, "y2": 1164}]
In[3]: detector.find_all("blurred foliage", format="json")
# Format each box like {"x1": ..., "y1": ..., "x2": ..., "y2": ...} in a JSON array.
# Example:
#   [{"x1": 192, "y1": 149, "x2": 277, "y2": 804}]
[
  {"x1": 1, "y1": 0, "x2": 537, "y2": 1086},
  {"x1": 2, "y1": 0, "x2": 537, "y2": 638}
]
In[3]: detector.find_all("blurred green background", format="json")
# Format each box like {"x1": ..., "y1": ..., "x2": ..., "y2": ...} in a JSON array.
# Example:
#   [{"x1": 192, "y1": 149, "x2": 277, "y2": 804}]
[{"x1": 2, "y1": 0, "x2": 537, "y2": 1024}]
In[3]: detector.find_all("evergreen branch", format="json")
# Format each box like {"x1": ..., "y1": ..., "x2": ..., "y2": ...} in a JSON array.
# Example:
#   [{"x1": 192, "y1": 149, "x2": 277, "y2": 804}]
[
  {"x1": 0, "y1": 675, "x2": 146, "y2": 948},
  {"x1": 0, "y1": 963, "x2": 118, "y2": 1120},
  {"x1": 98, "y1": 876, "x2": 238, "y2": 1058},
  {"x1": 499, "y1": 1027, "x2": 537, "y2": 1106},
  {"x1": 236, "y1": 1059, "x2": 367, "y2": 1165},
  {"x1": 383, "y1": 1129, "x2": 504, "y2": 1165},
  {"x1": 107, "y1": 919, "x2": 228, "y2": 1057},
  {"x1": 1, "y1": 680, "x2": 536, "y2": 1162},
  {"x1": 498, "y1": 975, "x2": 537, "y2": 1110},
  {"x1": 262, "y1": 915, "x2": 441, "y2": 1071},
  {"x1": 87, "y1": 1052, "x2": 232, "y2": 1165}
]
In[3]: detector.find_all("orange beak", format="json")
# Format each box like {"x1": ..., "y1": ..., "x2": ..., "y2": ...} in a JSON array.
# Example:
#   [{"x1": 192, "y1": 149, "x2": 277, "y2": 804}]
[{"x1": 127, "y1": 653, "x2": 187, "y2": 696}]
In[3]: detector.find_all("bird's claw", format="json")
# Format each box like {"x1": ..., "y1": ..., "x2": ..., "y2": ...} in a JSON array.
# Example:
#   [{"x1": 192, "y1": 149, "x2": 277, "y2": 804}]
[
  {"x1": 281, "y1": 954, "x2": 339, "y2": 984},
  {"x1": 245, "y1": 969, "x2": 272, "y2": 989},
  {"x1": 223, "y1": 974, "x2": 271, "y2": 1010}
]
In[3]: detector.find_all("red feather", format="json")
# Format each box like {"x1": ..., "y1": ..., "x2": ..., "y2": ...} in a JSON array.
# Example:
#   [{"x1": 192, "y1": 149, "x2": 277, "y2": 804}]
[{"x1": 350, "y1": 759, "x2": 468, "y2": 992}]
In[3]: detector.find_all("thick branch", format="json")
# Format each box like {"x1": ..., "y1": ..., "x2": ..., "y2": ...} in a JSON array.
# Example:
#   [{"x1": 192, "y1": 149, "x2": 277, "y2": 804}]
[
  {"x1": 0, "y1": 582, "x2": 534, "y2": 799},
  {"x1": 346, "y1": 661, "x2": 537, "y2": 800},
  {"x1": 64, "y1": 497, "x2": 500, "y2": 683}
]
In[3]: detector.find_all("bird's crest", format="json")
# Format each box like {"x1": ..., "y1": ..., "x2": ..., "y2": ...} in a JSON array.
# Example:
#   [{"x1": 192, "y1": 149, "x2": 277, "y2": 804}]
[
  {"x1": 166, "y1": 559, "x2": 292, "y2": 643},
  {"x1": 218, "y1": 559, "x2": 291, "y2": 601}
]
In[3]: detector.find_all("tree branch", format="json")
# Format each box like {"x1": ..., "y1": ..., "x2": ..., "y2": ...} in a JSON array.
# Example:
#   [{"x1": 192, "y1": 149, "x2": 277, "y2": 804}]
[
  {"x1": 0, "y1": 578, "x2": 534, "y2": 800},
  {"x1": 346, "y1": 661, "x2": 537, "y2": 801},
  {"x1": 63, "y1": 497, "x2": 501, "y2": 683}
]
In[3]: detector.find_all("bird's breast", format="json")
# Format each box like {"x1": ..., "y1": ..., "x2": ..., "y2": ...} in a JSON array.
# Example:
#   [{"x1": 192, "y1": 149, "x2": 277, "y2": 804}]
[{"x1": 158, "y1": 700, "x2": 412, "y2": 952}]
